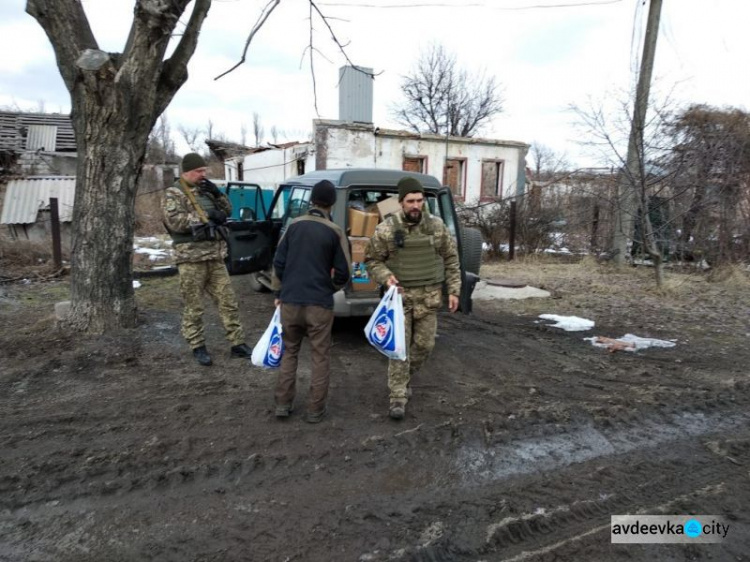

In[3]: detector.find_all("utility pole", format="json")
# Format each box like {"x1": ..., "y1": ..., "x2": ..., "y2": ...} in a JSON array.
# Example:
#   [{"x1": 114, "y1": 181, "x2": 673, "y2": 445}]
[{"x1": 612, "y1": 0, "x2": 662, "y2": 265}]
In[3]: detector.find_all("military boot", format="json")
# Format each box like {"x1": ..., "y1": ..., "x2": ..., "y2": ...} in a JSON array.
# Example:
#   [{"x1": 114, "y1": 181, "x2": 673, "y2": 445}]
[
  {"x1": 389, "y1": 401, "x2": 406, "y2": 420},
  {"x1": 230, "y1": 343, "x2": 253, "y2": 358},
  {"x1": 192, "y1": 345, "x2": 212, "y2": 366}
]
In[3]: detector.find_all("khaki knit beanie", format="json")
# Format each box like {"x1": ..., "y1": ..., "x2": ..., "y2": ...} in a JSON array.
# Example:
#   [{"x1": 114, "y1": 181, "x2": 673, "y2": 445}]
[
  {"x1": 397, "y1": 176, "x2": 424, "y2": 201},
  {"x1": 181, "y1": 152, "x2": 207, "y2": 173}
]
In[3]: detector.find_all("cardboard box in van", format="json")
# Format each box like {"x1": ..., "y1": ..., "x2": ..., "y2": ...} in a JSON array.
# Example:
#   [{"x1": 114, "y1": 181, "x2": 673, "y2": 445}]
[
  {"x1": 375, "y1": 196, "x2": 401, "y2": 220},
  {"x1": 348, "y1": 207, "x2": 378, "y2": 237},
  {"x1": 349, "y1": 236, "x2": 378, "y2": 292}
]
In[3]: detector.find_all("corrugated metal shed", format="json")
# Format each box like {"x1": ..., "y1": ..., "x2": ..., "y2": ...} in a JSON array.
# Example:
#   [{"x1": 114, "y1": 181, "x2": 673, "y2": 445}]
[
  {"x1": 0, "y1": 112, "x2": 76, "y2": 152},
  {"x1": 26, "y1": 125, "x2": 58, "y2": 151},
  {"x1": 1, "y1": 176, "x2": 76, "y2": 224}
]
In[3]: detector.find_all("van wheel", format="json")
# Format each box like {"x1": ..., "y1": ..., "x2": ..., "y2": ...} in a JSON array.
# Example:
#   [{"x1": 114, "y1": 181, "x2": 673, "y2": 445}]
[
  {"x1": 461, "y1": 227, "x2": 483, "y2": 275},
  {"x1": 248, "y1": 271, "x2": 270, "y2": 292}
]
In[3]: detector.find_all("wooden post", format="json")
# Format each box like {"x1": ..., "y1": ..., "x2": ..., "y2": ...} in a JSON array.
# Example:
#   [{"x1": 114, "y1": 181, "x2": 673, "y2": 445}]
[
  {"x1": 509, "y1": 200, "x2": 517, "y2": 261},
  {"x1": 591, "y1": 202, "x2": 600, "y2": 254},
  {"x1": 50, "y1": 197, "x2": 62, "y2": 269}
]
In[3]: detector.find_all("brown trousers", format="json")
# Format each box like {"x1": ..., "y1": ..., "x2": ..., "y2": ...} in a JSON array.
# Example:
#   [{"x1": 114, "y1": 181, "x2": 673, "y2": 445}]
[{"x1": 275, "y1": 304, "x2": 335, "y2": 414}]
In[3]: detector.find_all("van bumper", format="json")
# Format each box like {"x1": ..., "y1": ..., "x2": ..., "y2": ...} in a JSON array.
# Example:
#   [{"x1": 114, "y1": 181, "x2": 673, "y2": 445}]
[{"x1": 333, "y1": 290, "x2": 382, "y2": 317}]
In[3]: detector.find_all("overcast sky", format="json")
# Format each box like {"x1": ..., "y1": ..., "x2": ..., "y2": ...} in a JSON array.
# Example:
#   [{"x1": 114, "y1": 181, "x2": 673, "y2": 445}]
[{"x1": 1, "y1": 0, "x2": 749, "y2": 168}]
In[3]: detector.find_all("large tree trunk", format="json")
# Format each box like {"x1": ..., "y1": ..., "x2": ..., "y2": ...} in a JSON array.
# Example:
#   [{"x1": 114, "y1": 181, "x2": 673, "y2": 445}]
[
  {"x1": 67, "y1": 92, "x2": 151, "y2": 331},
  {"x1": 27, "y1": 0, "x2": 211, "y2": 334}
]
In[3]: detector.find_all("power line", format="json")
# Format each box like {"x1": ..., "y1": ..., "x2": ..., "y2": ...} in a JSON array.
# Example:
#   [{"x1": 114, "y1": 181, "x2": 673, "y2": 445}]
[{"x1": 317, "y1": 0, "x2": 623, "y2": 9}]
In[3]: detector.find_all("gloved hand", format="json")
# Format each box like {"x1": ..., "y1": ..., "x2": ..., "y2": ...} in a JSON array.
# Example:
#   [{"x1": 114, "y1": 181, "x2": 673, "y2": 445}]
[
  {"x1": 206, "y1": 209, "x2": 227, "y2": 225},
  {"x1": 201, "y1": 179, "x2": 223, "y2": 198}
]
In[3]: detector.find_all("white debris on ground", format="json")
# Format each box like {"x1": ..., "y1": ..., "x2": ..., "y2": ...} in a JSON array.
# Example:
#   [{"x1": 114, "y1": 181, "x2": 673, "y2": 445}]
[
  {"x1": 584, "y1": 334, "x2": 677, "y2": 352},
  {"x1": 134, "y1": 247, "x2": 169, "y2": 260},
  {"x1": 538, "y1": 314, "x2": 595, "y2": 331},
  {"x1": 132, "y1": 280, "x2": 142, "y2": 289},
  {"x1": 133, "y1": 236, "x2": 173, "y2": 262},
  {"x1": 472, "y1": 281, "x2": 551, "y2": 301}
]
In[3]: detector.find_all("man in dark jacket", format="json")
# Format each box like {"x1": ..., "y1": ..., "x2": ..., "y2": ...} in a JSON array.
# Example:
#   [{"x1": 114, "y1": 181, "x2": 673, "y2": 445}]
[{"x1": 272, "y1": 180, "x2": 351, "y2": 423}]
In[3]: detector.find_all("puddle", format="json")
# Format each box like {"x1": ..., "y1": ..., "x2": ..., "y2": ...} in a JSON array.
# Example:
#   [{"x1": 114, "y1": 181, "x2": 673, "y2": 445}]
[{"x1": 454, "y1": 411, "x2": 749, "y2": 483}]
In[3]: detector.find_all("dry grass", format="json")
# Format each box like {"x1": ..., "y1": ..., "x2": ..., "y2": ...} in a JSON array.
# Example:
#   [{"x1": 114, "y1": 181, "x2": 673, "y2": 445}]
[
  {"x1": 706, "y1": 264, "x2": 750, "y2": 287},
  {"x1": 479, "y1": 255, "x2": 750, "y2": 340},
  {"x1": 0, "y1": 238, "x2": 69, "y2": 279}
]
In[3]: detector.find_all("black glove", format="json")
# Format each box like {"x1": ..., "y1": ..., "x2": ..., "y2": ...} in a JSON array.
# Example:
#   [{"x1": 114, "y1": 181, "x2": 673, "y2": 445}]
[
  {"x1": 206, "y1": 209, "x2": 227, "y2": 225},
  {"x1": 201, "y1": 179, "x2": 222, "y2": 198}
]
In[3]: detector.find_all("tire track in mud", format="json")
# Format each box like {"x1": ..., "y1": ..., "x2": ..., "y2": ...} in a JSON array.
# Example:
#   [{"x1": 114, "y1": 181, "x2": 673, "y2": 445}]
[{"x1": 355, "y1": 429, "x2": 750, "y2": 562}]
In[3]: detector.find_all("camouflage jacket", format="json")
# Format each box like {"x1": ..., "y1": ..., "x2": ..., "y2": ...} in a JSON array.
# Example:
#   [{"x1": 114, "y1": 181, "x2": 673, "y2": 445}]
[
  {"x1": 162, "y1": 178, "x2": 232, "y2": 264},
  {"x1": 365, "y1": 209, "x2": 461, "y2": 296}
]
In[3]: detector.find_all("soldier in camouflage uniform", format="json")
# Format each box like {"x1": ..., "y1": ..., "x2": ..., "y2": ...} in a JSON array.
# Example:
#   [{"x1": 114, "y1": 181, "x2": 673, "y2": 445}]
[
  {"x1": 162, "y1": 153, "x2": 252, "y2": 366},
  {"x1": 365, "y1": 177, "x2": 461, "y2": 420}
]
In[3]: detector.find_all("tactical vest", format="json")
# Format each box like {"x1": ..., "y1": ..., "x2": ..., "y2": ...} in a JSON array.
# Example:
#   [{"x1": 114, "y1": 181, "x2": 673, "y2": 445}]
[
  {"x1": 385, "y1": 212, "x2": 445, "y2": 288},
  {"x1": 169, "y1": 187, "x2": 218, "y2": 245}
]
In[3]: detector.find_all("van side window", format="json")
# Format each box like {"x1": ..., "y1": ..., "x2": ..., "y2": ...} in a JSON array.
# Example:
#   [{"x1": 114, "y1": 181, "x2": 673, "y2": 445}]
[
  {"x1": 285, "y1": 187, "x2": 310, "y2": 225},
  {"x1": 438, "y1": 191, "x2": 457, "y2": 238}
]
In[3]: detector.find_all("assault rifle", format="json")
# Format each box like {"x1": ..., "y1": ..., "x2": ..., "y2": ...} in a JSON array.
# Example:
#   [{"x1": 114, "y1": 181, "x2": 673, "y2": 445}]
[{"x1": 190, "y1": 220, "x2": 229, "y2": 243}]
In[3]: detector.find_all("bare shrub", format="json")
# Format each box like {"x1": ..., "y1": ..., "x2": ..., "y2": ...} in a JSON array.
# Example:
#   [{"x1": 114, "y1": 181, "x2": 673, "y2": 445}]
[
  {"x1": 0, "y1": 238, "x2": 69, "y2": 278},
  {"x1": 135, "y1": 166, "x2": 170, "y2": 236}
]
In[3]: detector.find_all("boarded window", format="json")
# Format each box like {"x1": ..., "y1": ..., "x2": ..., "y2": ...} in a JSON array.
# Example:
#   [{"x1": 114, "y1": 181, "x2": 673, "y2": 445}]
[
  {"x1": 443, "y1": 158, "x2": 465, "y2": 198},
  {"x1": 481, "y1": 160, "x2": 504, "y2": 199},
  {"x1": 402, "y1": 156, "x2": 425, "y2": 173}
]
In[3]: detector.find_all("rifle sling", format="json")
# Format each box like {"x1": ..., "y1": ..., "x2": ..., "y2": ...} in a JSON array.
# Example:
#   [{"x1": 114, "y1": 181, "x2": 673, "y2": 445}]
[{"x1": 179, "y1": 178, "x2": 210, "y2": 224}]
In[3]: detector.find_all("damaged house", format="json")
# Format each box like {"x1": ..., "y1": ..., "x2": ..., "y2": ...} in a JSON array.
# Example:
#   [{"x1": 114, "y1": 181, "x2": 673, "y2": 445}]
[
  {"x1": 0, "y1": 111, "x2": 77, "y2": 242},
  {"x1": 222, "y1": 66, "x2": 528, "y2": 204}
]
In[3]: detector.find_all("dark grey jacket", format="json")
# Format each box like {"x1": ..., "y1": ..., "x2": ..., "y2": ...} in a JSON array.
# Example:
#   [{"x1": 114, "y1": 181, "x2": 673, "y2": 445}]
[{"x1": 273, "y1": 208, "x2": 352, "y2": 308}]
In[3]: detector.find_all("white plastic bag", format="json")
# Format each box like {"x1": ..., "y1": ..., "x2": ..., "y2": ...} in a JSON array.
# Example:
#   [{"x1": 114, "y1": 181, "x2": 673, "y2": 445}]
[
  {"x1": 364, "y1": 285, "x2": 407, "y2": 361},
  {"x1": 251, "y1": 306, "x2": 284, "y2": 368}
]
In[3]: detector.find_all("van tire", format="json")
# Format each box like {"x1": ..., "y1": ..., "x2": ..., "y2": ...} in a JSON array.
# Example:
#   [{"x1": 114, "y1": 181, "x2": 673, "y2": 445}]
[
  {"x1": 461, "y1": 227, "x2": 483, "y2": 275},
  {"x1": 248, "y1": 271, "x2": 270, "y2": 293}
]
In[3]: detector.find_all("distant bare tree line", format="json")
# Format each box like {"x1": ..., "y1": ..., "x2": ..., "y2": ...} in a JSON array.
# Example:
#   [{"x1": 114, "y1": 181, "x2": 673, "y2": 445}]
[{"x1": 460, "y1": 104, "x2": 750, "y2": 274}]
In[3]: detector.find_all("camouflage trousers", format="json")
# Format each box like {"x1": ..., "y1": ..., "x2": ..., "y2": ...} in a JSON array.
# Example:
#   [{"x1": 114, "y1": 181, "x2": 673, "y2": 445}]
[
  {"x1": 178, "y1": 259, "x2": 245, "y2": 349},
  {"x1": 388, "y1": 285, "x2": 442, "y2": 403}
]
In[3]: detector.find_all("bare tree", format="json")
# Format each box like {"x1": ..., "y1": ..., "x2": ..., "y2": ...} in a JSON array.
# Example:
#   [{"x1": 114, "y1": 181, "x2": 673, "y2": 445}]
[
  {"x1": 252, "y1": 112, "x2": 264, "y2": 147},
  {"x1": 177, "y1": 124, "x2": 203, "y2": 153},
  {"x1": 661, "y1": 105, "x2": 750, "y2": 265},
  {"x1": 240, "y1": 122, "x2": 248, "y2": 146},
  {"x1": 270, "y1": 125, "x2": 280, "y2": 144},
  {"x1": 572, "y1": 94, "x2": 672, "y2": 286},
  {"x1": 528, "y1": 141, "x2": 569, "y2": 179},
  {"x1": 393, "y1": 43, "x2": 503, "y2": 138},
  {"x1": 146, "y1": 114, "x2": 176, "y2": 165}
]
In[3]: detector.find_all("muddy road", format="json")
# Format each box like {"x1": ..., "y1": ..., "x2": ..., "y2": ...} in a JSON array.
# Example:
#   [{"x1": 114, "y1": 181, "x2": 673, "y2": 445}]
[{"x1": 1, "y1": 270, "x2": 749, "y2": 561}]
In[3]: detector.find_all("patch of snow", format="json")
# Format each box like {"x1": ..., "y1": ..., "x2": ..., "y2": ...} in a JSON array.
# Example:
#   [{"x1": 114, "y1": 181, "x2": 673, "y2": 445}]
[
  {"x1": 473, "y1": 282, "x2": 550, "y2": 301},
  {"x1": 134, "y1": 247, "x2": 169, "y2": 261},
  {"x1": 132, "y1": 280, "x2": 142, "y2": 289},
  {"x1": 538, "y1": 314, "x2": 594, "y2": 331}
]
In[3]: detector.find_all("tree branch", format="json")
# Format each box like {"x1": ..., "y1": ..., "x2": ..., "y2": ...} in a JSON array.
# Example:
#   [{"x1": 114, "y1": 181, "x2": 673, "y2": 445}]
[
  {"x1": 26, "y1": 0, "x2": 98, "y2": 91},
  {"x1": 156, "y1": 0, "x2": 212, "y2": 117},
  {"x1": 215, "y1": 0, "x2": 280, "y2": 81}
]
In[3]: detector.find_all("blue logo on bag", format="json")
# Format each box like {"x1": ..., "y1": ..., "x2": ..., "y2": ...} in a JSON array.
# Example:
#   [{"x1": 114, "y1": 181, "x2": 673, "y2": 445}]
[
  {"x1": 371, "y1": 311, "x2": 394, "y2": 349},
  {"x1": 266, "y1": 330, "x2": 283, "y2": 367}
]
